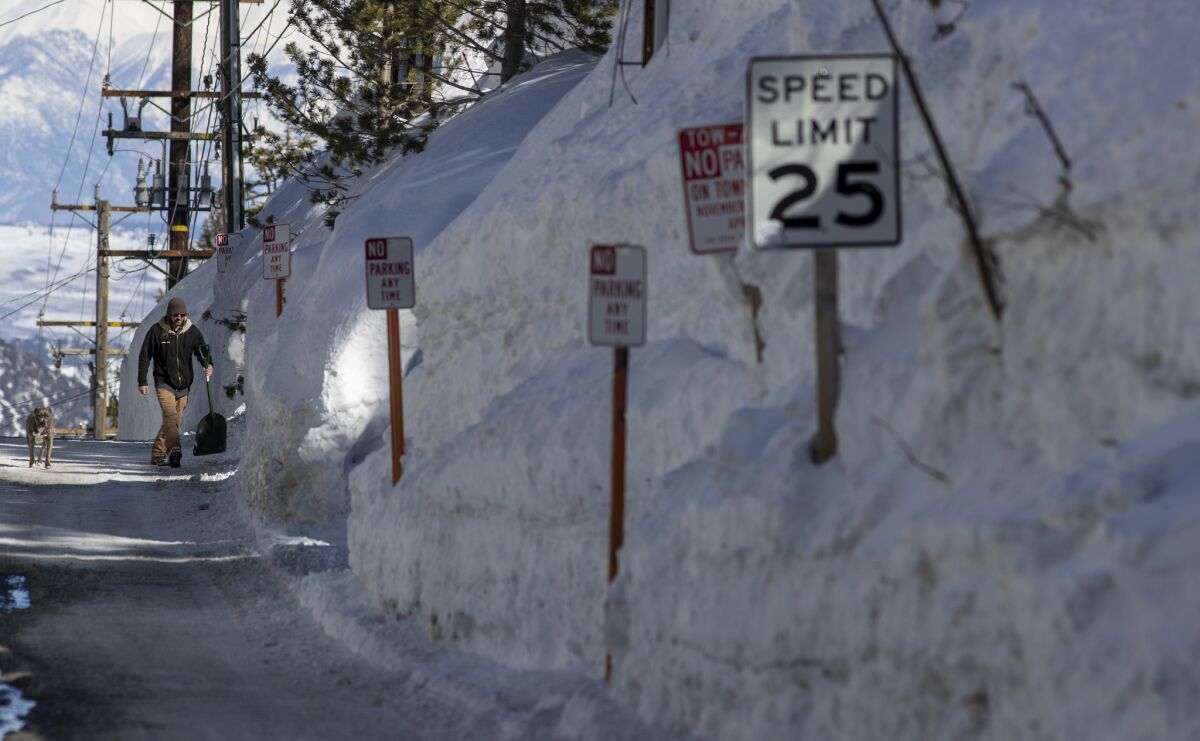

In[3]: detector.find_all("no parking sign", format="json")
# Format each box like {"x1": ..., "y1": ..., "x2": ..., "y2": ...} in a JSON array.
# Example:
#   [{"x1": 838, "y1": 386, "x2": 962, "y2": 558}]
[
  {"x1": 215, "y1": 233, "x2": 236, "y2": 273},
  {"x1": 364, "y1": 237, "x2": 415, "y2": 310},
  {"x1": 262, "y1": 223, "x2": 291, "y2": 279},
  {"x1": 588, "y1": 245, "x2": 646, "y2": 347}
]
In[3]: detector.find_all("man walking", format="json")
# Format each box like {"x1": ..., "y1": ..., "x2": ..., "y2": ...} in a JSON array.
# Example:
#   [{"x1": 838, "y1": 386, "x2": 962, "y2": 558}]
[{"x1": 137, "y1": 298, "x2": 213, "y2": 467}]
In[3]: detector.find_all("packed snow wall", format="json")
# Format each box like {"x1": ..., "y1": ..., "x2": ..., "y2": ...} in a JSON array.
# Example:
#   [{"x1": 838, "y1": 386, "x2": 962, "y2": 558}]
[
  {"x1": 345, "y1": 1, "x2": 1200, "y2": 740},
  {"x1": 219, "y1": 54, "x2": 595, "y2": 524}
]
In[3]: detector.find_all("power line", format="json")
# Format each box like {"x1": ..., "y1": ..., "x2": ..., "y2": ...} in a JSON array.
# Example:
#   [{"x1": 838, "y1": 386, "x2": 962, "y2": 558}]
[
  {"x1": 136, "y1": 1, "x2": 167, "y2": 90},
  {"x1": 49, "y1": 8, "x2": 108, "y2": 197},
  {"x1": 0, "y1": 267, "x2": 97, "y2": 325},
  {"x1": 252, "y1": 16, "x2": 296, "y2": 79},
  {"x1": 0, "y1": 0, "x2": 67, "y2": 29},
  {"x1": 2, "y1": 265, "x2": 94, "y2": 309},
  {"x1": 43, "y1": 5, "x2": 110, "y2": 316},
  {"x1": 106, "y1": 0, "x2": 115, "y2": 79},
  {"x1": 0, "y1": 381, "x2": 122, "y2": 426},
  {"x1": 241, "y1": 0, "x2": 284, "y2": 53}
]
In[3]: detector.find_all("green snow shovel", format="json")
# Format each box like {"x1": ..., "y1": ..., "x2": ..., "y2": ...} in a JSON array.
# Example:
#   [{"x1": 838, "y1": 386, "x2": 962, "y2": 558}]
[{"x1": 193, "y1": 345, "x2": 226, "y2": 456}]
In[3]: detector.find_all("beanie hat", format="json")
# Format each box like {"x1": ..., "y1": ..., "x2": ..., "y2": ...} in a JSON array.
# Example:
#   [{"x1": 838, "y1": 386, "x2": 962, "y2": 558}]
[{"x1": 166, "y1": 297, "x2": 187, "y2": 316}]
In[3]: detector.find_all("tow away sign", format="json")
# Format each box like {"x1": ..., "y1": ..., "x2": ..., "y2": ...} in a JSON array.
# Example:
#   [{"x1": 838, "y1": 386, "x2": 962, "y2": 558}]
[
  {"x1": 262, "y1": 223, "x2": 291, "y2": 279},
  {"x1": 365, "y1": 237, "x2": 415, "y2": 310},
  {"x1": 678, "y1": 123, "x2": 744, "y2": 254},
  {"x1": 747, "y1": 54, "x2": 900, "y2": 248},
  {"x1": 589, "y1": 245, "x2": 646, "y2": 347}
]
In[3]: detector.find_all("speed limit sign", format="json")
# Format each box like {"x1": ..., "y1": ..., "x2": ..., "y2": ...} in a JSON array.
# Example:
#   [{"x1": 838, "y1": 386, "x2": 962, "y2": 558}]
[{"x1": 747, "y1": 55, "x2": 900, "y2": 249}]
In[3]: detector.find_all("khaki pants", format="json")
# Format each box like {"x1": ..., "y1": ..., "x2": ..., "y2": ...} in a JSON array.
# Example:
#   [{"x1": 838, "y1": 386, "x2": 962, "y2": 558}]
[{"x1": 152, "y1": 387, "x2": 188, "y2": 462}]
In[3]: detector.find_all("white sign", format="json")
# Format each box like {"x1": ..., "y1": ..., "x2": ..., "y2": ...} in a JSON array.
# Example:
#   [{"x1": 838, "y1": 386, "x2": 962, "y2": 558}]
[
  {"x1": 589, "y1": 244, "x2": 646, "y2": 347},
  {"x1": 747, "y1": 55, "x2": 900, "y2": 249},
  {"x1": 364, "y1": 237, "x2": 415, "y2": 310},
  {"x1": 215, "y1": 233, "x2": 236, "y2": 273},
  {"x1": 262, "y1": 223, "x2": 291, "y2": 279},
  {"x1": 678, "y1": 123, "x2": 744, "y2": 255}
]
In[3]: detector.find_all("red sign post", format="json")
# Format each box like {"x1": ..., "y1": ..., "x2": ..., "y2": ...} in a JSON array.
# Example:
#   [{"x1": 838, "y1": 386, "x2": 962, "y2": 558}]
[
  {"x1": 365, "y1": 237, "x2": 416, "y2": 485},
  {"x1": 588, "y1": 244, "x2": 646, "y2": 681}
]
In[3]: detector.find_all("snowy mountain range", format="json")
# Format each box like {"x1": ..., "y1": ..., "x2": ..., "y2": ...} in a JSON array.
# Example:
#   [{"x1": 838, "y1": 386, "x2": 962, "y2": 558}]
[
  {"x1": 0, "y1": 3, "x2": 168, "y2": 225},
  {"x1": 0, "y1": 0, "x2": 289, "y2": 226},
  {"x1": 0, "y1": 335, "x2": 90, "y2": 437}
]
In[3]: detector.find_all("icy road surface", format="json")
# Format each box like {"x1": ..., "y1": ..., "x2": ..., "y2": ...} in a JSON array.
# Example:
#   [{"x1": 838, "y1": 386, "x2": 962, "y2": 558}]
[
  {"x1": 0, "y1": 437, "x2": 652, "y2": 740},
  {"x1": 0, "y1": 437, "x2": 469, "y2": 739}
]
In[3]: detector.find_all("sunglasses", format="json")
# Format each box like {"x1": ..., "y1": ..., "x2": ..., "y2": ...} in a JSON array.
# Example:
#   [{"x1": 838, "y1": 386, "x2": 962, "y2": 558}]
[{"x1": 170, "y1": 313, "x2": 187, "y2": 318}]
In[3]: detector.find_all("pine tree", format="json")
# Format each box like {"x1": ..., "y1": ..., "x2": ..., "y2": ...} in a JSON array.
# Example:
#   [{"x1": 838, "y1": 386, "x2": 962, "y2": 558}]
[
  {"x1": 249, "y1": 0, "x2": 618, "y2": 226},
  {"x1": 459, "y1": 1, "x2": 619, "y2": 79},
  {"x1": 249, "y1": 1, "x2": 456, "y2": 225},
  {"x1": 246, "y1": 126, "x2": 319, "y2": 206},
  {"x1": 197, "y1": 208, "x2": 221, "y2": 250}
]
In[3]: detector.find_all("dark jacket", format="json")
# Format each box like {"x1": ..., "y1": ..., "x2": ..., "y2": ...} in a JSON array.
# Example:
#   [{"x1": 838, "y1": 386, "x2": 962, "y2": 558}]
[{"x1": 138, "y1": 317, "x2": 209, "y2": 392}]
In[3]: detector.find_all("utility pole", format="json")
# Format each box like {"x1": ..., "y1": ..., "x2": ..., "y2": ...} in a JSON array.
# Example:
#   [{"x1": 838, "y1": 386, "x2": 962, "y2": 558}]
[
  {"x1": 45, "y1": 192, "x2": 215, "y2": 439},
  {"x1": 94, "y1": 191, "x2": 111, "y2": 438},
  {"x1": 103, "y1": 1, "x2": 260, "y2": 245},
  {"x1": 167, "y1": 0, "x2": 194, "y2": 288},
  {"x1": 43, "y1": 191, "x2": 141, "y2": 439},
  {"x1": 220, "y1": 0, "x2": 245, "y2": 232},
  {"x1": 41, "y1": 1, "x2": 259, "y2": 437}
]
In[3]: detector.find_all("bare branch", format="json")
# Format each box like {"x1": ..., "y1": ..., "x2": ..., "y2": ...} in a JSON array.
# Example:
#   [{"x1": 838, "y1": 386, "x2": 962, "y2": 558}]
[
  {"x1": 1012, "y1": 81, "x2": 1072, "y2": 185},
  {"x1": 871, "y1": 417, "x2": 952, "y2": 486},
  {"x1": 870, "y1": 0, "x2": 1004, "y2": 322}
]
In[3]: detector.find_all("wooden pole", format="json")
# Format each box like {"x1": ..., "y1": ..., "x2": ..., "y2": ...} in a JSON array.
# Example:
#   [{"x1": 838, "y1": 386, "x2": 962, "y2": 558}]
[
  {"x1": 167, "y1": 0, "x2": 193, "y2": 288},
  {"x1": 642, "y1": 0, "x2": 656, "y2": 64},
  {"x1": 605, "y1": 345, "x2": 629, "y2": 681},
  {"x1": 811, "y1": 251, "x2": 839, "y2": 463},
  {"x1": 219, "y1": 0, "x2": 245, "y2": 232},
  {"x1": 94, "y1": 196, "x2": 111, "y2": 440},
  {"x1": 387, "y1": 309, "x2": 406, "y2": 485},
  {"x1": 275, "y1": 278, "x2": 284, "y2": 317}
]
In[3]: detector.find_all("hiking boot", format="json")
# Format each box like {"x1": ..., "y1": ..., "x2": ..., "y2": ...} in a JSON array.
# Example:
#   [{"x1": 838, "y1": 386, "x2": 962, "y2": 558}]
[{"x1": 168, "y1": 447, "x2": 183, "y2": 468}]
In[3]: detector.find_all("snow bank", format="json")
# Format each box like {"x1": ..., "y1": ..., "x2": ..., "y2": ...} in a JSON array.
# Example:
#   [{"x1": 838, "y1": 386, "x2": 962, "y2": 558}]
[
  {"x1": 121, "y1": 0, "x2": 1200, "y2": 738},
  {"x1": 230, "y1": 52, "x2": 594, "y2": 523},
  {"x1": 347, "y1": 1, "x2": 1200, "y2": 739}
]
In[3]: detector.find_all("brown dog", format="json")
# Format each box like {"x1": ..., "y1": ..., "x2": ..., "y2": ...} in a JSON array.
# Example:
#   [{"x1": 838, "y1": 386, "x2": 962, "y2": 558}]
[{"x1": 26, "y1": 407, "x2": 53, "y2": 468}]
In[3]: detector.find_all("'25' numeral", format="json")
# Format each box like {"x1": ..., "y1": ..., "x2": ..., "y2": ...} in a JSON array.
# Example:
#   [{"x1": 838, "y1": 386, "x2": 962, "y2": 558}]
[{"x1": 768, "y1": 161, "x2": 884, "y2": 229}]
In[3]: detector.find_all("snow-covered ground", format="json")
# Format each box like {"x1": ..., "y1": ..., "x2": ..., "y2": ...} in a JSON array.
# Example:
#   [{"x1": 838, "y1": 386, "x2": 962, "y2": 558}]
[{"x1": 108, "y1": 1, "x2": 1200, "y2": 739}]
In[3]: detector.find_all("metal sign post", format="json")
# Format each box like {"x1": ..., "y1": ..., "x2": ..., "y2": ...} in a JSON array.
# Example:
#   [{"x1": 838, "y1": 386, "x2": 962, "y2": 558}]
[
  {"x1": 747, "y1": 54, "x2": 900, "y2": 463},
  {"x1": 588, "y1": 244, "x2": 646, "y2": 681},
  {"x1": 262, "y1": 223, "x2": 291, "y2": 317},
  {"x1": 366, "y1": 237, "x2": 416, "y2": 485}
]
